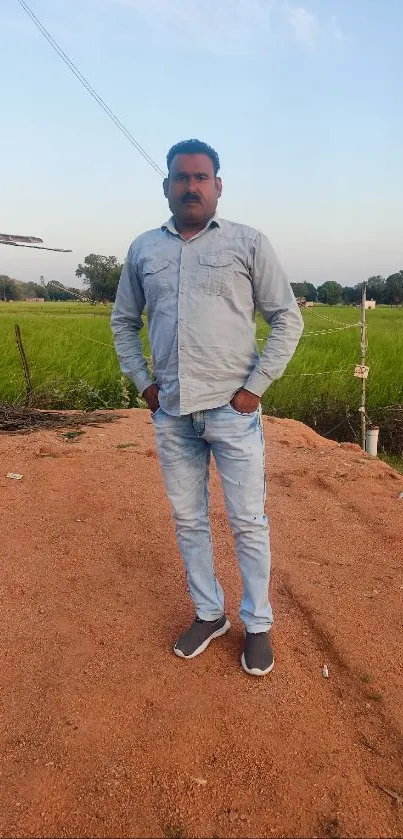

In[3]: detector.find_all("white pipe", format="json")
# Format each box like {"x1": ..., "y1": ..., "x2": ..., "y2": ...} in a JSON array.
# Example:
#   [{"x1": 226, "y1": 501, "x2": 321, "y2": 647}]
[{"x1": 366, "y1": 426, "x2": 379, "y2": 457}]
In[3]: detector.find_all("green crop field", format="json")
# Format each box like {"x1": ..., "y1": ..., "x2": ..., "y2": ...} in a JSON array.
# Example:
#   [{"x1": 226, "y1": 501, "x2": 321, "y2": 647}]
[
  {"x1": 1, "y1": 301, "x2": 402, "y2": 451},
  {"x1": 258, "y1": 305, "x2": 403, "y2": 414}
]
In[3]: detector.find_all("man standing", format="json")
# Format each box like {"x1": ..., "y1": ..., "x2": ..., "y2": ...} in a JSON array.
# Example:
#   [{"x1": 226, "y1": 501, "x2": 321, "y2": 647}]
[{"x1": 111, "y1": 139, "x2": 303, "y2": 676}]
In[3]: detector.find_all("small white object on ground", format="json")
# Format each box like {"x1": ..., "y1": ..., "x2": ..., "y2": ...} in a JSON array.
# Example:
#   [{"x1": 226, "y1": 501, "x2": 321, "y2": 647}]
[
  {"x1": 398, "y1": 492, "x2": 403, "y2": 500},
  {"x1": 322, "y1": 664, "x2": 329, "y2": 678},
  {"x1": 6, "y1": 473, "x2": 23, "y2": 480}
]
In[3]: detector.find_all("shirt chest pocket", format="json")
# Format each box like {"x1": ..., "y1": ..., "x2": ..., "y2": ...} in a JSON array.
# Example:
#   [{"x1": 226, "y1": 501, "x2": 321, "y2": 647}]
[
  {"x1": 142, "y1": 258, "x2": 171, "y2": 301},
  {"x1": 197, "y1": 252, "x2": 233, "y2": 296}
]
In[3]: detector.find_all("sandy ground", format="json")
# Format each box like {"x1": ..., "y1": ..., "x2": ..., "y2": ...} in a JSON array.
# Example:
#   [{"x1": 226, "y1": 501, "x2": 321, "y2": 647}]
[{"x1": 0, "y1": 410, "x2": 402, "y2": 839}]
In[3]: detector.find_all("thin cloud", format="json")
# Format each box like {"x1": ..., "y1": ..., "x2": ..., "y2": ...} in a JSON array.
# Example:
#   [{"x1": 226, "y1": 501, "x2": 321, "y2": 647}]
[
  {"x1": 111, "y1": 0, "x2": 329, "y2": 53},
  {"x1": 284, "y1": 3, "x2": 319, "y2": 48},
  {"x1": 113, "y1": 0, "x2": 275, "y2": 55},
  {"x1": 331, "y1": 15, "x2": 350, "y2": 43},
  {"x1": 107, "y1": 0, "x2": 345, "y2": 54}
]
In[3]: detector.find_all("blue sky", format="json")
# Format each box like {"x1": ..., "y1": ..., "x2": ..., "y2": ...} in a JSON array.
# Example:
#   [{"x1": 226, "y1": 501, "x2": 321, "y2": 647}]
[{"x1": 1, "y1": 0, "x2": 402, "y2": 288}]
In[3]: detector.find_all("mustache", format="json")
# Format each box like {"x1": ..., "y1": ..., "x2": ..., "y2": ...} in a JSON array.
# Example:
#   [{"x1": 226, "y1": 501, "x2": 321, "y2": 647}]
[{"x1": 182, "y1": 194, "x2": 201, "y2": 203}]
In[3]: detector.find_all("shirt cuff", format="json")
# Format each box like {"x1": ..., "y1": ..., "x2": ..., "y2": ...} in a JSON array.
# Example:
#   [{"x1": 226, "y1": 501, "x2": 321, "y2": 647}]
[
  {"x1": 244, "y1": 368, "x2": 273, "y2": 398},
  {"x1": 132, "y1": 370, "x2": 153, "y2": 396}
]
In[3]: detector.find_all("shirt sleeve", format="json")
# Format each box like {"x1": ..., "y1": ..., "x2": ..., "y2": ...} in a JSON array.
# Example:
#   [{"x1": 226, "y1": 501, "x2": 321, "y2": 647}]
[
  {"x1": 110, "y1": 245, "x2": 153, "y2": 395},
  {"x1": 244, "y1": 232, "x2": 304, "y2": 397}
]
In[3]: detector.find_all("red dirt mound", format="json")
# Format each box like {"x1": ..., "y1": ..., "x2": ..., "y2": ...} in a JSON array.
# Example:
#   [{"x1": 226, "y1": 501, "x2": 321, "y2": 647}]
[{"x1": 1, "y1": 410, "x2": 402, "y2": 838}]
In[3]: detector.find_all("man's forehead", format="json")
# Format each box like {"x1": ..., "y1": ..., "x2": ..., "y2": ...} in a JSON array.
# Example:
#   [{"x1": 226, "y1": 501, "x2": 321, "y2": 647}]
[{"x1": 170, "y1": 153, "x2": 214, "y2": 175}]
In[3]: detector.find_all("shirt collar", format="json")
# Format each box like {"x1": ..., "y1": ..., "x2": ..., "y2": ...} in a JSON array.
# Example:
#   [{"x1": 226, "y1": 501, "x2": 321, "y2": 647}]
[{"x1": 161, "y1": 213, "x2": 221, "y2": 237}]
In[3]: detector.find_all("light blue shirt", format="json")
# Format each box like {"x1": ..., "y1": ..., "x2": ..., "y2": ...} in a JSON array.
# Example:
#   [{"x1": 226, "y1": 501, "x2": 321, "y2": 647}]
[{"x1": 111, "y1": 215, "x2": 304, "y2": 415}]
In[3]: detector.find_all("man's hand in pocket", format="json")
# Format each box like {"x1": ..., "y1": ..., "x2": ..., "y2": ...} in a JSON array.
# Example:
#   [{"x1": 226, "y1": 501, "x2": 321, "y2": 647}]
[
  {"x1": 142, "y1": 384, "x2": 160, "y2": 413},
  {"x1": 230, "y1": 389, "x2": 260, "y2": 414}
]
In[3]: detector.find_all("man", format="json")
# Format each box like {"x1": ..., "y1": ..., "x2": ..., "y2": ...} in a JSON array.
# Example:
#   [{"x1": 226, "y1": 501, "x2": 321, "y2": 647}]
[{"x1": 111, "y1": 139, "x2": 303, "y2": 676}]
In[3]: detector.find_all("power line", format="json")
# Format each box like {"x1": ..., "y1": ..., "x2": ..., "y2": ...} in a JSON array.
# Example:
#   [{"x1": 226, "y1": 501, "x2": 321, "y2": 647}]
[
  {"x1": 14, "y1": 0, "x2": 166, "y2": 178},
  {"x1": 1, "y1": 241, "x2": 72, "y2": 252}
]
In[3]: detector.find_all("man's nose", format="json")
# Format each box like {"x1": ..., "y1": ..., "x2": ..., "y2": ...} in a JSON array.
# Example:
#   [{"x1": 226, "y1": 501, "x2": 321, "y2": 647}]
[{"x1": 186, "y1": 176, "x2": 200, "y2": 192}]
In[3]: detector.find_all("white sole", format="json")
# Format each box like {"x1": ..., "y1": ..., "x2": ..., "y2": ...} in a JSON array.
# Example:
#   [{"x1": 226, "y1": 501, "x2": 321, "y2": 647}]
[
  {"x1": 174, "y1": 619, "x2": 231, "y2": 659},
  {"x1": 241, "y1": 652, "x2": 275, "y2": 677}
]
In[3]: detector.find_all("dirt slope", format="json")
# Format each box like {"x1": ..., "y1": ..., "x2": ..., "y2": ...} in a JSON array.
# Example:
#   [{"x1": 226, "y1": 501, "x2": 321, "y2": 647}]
[{"x1": 0, "y1": 410, "x2": 402, "y2": 839}]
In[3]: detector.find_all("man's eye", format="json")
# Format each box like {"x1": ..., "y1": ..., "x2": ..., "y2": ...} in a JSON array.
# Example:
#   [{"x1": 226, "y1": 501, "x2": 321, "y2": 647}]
[{"x1": 196, "y1": 175, "x2": 207, "y2": 181}]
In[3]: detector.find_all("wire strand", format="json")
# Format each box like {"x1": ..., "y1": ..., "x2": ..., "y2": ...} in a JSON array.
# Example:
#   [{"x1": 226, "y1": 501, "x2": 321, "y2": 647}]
[
  {"x1": 301, "y1": 307, "x2": 359, "y2": 329},
  {"x1": 281, "y1": 367, "x2": 353, "y2": 378},
  {"x1": 301, "y1": 322, "x2": 361, "y2": 337},
  {"x1": 14, "y1": 0, "x2": 166, "y2": 178},
  {"x1": 256, "y1": 322, "x2": 361, "y2": 341},
  {"x1": 323, "y1": 417, "x2": 351, "y2": 438}
]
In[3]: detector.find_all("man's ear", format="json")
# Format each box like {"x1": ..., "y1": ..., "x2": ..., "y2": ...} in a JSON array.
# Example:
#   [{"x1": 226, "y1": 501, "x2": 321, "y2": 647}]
[
  {"x1": 163, "y1": 177, "x2": 169, "y2": 198},
  {"x1": 215, "y1": 176, "x2": 222, "y2": 198}
]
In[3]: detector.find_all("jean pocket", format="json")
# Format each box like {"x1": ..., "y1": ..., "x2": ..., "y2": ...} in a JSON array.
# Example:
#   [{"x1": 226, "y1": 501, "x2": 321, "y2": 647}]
[
  {"x1": 151, "y1": 406, "x2": 162, "y2": 418},
  {"x1": 227, "y1": 402, "x2": 259, "y2": 417}
]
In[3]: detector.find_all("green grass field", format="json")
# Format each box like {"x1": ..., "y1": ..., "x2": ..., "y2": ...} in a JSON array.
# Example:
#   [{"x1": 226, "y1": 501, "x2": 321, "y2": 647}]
[
  {"x1": 1, "y1": 301, "x2": 402, "y2": 450},
  {"x1": 258, "y1": 305, "x2": 403, "y2": 414}
]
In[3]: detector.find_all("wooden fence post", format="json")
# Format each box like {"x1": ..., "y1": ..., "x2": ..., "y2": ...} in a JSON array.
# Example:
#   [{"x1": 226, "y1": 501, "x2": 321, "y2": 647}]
[{"x1": 14, "y1": 323, "x2": 33, "y2": 405}]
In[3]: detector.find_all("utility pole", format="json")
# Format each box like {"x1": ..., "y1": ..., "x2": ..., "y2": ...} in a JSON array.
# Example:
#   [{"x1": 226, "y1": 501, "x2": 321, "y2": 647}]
[{"x1": 360, "y1": 281, "x2": 367, "y2": 450}]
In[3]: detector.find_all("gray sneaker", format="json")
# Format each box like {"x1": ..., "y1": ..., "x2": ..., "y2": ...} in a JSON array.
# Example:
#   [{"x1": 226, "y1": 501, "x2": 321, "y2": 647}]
[
  {"x1": 174, "y1": 614, "x2": 230, "y2": 659},
  {"x1": 241, "y1": 631, "x2": 274, "y2": 676}
]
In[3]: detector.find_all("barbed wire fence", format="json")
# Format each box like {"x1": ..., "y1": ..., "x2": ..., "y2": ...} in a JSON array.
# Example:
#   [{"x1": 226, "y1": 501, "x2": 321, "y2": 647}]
[
  {"x1": 0, "y1": 304, "x2": 371, "y2": 410},
  {"x1": 3, "y1": 294, "x2": 402, "y2": 453}
]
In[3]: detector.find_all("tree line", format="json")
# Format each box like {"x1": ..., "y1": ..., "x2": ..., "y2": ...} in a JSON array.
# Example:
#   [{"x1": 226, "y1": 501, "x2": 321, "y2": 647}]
[
  {"x1": 0, "y1": 275, "x2": 88, "y2": 302},
  {"x1": 291, "y1": 272, "x2": 403, "y2": 306},
  {"x1": 2, "y1": 254, "x2": 403, "y2": 305},
  {"x1": 0, "y1": 254, "x2": 121, "y2": 303}
]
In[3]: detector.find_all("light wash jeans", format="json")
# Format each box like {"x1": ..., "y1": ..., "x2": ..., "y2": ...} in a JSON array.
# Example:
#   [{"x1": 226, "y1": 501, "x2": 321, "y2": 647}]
[{"x1": 152, "y1": 403, "x2": 273, "y2": 633}]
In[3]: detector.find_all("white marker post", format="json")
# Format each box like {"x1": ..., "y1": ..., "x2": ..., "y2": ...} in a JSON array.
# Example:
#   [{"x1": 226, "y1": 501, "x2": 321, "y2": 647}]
[{"x1": 360, "y1": 281, "x2": 367, "y2": 451}]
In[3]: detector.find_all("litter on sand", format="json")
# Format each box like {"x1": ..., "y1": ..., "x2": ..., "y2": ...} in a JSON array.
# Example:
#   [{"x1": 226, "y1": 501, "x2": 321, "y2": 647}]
[
  {"x1": 322, "y1": 664, "x2": 329, "y2": 678},
  {"x1": 6, "y1": 473, "x2": 23, "y2": 480}
]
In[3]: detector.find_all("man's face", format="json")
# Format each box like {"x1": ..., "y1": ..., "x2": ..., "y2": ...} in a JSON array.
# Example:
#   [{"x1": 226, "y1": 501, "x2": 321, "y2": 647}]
[{"x1": 163, "y1": 153, "x2": 222, "y2": 229}]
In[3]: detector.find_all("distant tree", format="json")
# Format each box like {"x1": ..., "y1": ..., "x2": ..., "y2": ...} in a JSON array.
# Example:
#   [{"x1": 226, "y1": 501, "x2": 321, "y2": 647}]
[
  {"x1": 291, "y1": 282, "x2": 317, "y2": 302},
  {"x1": 103, "y1": 264, "x2": 122, "y2": 302},
  {"x1": 20, "y1": 281, "x2": 48, "y2": 299},
  {"x1": 384, "y1": 271, "x2": 403, "y2": 305},
  {"x1": 366, "y1": 275, "x2": 386, "y2": 304},
  {"x1": 45, "y1": 281, "x2": 75, "y2": 301},
  {"x1": 0, "y1": 275, "x2": 19, "y2": 301},
  {"x1": 317, "y1": 281, "x2": 343, "y2": 306},
  {"x1": 342, "y1": 286, "x2": 356, "y2": 305},
  {"x1": 342, "y1": 284, "x2": 361, "y2": 305},
  {"x1": 304, "y1": 282, "x2": 317, "y2": 302},
  {"x1": 75, "y1": 254, "x2": 122, "y2": 302}
]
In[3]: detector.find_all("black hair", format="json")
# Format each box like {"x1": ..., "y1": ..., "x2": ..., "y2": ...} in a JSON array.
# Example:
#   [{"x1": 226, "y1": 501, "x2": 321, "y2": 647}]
[{"x1": 166, "y1": 139, "x2": 220, "y2": 176}]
